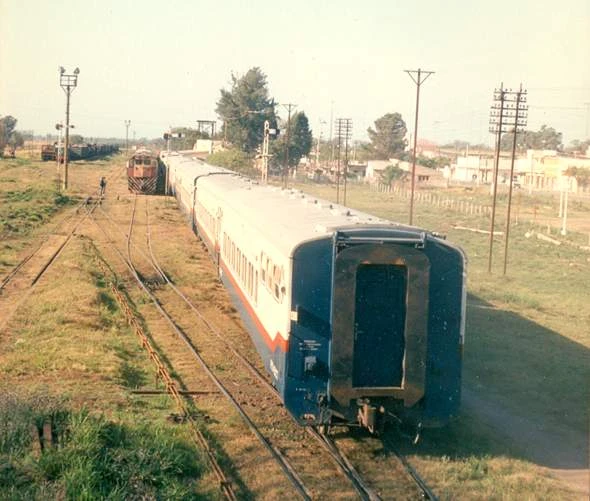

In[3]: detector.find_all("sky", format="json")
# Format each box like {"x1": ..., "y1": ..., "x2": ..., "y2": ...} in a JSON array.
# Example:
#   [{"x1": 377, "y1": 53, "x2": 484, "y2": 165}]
[{"x1": 1, "y1": 0, "x2": 589, "y2": 147}]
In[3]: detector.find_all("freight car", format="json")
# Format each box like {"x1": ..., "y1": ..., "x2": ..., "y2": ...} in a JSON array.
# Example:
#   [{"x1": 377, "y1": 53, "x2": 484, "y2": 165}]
[
  {"x1": 40, "y1": 143, "x2": 119, "y2": 162},
  {"x1": 127, "y1": 149, "x2": 159, "y2": 194},
  {"x1": 161, "y1": 151, "x2": 467, "y2": 433}
]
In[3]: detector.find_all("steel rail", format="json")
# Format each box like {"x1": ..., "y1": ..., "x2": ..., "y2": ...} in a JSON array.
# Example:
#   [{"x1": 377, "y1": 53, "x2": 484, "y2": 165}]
[
  {"x1": 382, "y1": 438, "x2": 438, "y2": 501},
  {"x1": 93, "y1": 253, "x2": 237, "y2": 501}
]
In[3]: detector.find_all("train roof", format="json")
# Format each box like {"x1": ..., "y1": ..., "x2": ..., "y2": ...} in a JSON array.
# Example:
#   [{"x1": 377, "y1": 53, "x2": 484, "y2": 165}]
[
  {"x1": 162, "y1": 152, "x2": 446, "y2": 257},
  {"x1": 132, "y1": 148, "x2": 157, "y2": 157}
]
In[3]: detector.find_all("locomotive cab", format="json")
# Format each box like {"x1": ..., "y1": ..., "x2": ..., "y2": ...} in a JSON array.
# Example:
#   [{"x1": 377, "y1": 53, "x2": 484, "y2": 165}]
[{"x1": 127, "y1": 150, "x2": 159, "y2": 194}]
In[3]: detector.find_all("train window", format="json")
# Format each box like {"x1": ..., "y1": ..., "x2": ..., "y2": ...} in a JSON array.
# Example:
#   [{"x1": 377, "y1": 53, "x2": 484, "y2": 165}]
[{"x1": 260, "y1": 253, "x2": 267, "y2": 283}]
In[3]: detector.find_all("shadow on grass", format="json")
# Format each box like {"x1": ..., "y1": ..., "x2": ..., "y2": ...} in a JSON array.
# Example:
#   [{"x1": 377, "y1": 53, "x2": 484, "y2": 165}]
[{"x1": 387, "y1": 292, "x2": 589, "y2": 471}]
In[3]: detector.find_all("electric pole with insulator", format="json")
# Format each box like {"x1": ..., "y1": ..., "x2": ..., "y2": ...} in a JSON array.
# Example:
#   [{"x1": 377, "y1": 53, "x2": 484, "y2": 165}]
[
  {"x1": 488, "y1": 84, "x2": 528, "y2": 274},
  {"x1": 334, "y1": 118, "x2": 352, "y2": 205},
  {"x1": 404, "y1": 68, "x2": 434, "y2": 225},
  {"x1": 502, "y1": 85, "x2": 528, "y2": 275},
  {"x1": 59, "y1": 66, "x2": 79, "y2": 191}
]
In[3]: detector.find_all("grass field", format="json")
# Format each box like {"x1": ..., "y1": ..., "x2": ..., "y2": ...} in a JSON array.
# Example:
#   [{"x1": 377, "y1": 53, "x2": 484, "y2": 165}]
[{"x1": 0, "y1": 154, "x2": 587, "y2": 499}]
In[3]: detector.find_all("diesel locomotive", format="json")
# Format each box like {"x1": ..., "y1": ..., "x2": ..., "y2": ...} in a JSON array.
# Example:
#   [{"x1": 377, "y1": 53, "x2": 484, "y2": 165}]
[
  {"x1": 161, "y1": 151, "x2": 467, "y2": 433},
  {"x1": 127, "y1": 149, "x2": 159, "y2": 194}
]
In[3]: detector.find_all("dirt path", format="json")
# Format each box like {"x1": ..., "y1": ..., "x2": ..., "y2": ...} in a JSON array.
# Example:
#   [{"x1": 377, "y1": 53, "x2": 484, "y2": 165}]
[{"x1": 462, "y1": 387, "x2": 589, "y2": 497}]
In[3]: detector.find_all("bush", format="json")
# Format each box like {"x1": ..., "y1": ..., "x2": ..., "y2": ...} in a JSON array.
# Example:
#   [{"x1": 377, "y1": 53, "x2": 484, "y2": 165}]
[
  {"x1": 207, "y1": 148, "x2": 256, "y2": 176},
  {"x1": 0, "y1": 391, "x2": 208, "y2": 500}
]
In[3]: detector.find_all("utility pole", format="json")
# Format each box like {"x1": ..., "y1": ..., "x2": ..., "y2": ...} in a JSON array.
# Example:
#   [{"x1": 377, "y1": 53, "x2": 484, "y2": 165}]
[
  {"x1": 125, "y1": 120, "x2": 131, "y2": 152},
  {"x1": 502, "y1": 84, "x2": 528, "y2": 275},
  {"x1": 280, "y1": 103, "x2": 296, "y2": 188},
  {"x1": 404, "y1": 68, "x2": 434, "y2": 225},
  {"x1": 335, "y1": 118, "x2": 352, "y2": 205},
  {"x1": 329, "y1": 101, "x2": 334, "y2": 170},
  {"x1": 488, "y1": 84, "x2": 528, "y2": 274},
  {"x1": 59, "y1": 66, "x2": 79, "y2": 191},
  {"x1": 488, "y1": 84, "x2": 506, "y2": 273}
]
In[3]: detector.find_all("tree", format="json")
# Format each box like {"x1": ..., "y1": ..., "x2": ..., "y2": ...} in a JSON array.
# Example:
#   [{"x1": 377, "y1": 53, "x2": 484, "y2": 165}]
[
  {"x1": 7, "y1": 131, "x2": 24, "y2": 149},
  {"x1": 69, "y1": 134, "x2": 84, "y2": 144},
  {"x1": 367, "y1": 113, "x2": 407, "y2": 159},
  {"x1": 270, "y1": 111, "x2": 313, "y2": 169},
  {"x1": 207, "y1": 148, "x2": 255, "y2": 176},
  {"x1": 216, "y1": 67, "x2": 277, "y2": 153},
  {"x1": 500, "y1": 124, "x2": 563, "y2": 151},
  {"x1": 0, "y1": 115, "x2": 18, "y2": 154},
  {"x1": 564, "y1": 166, "x2": 590, "y2": 188},
  {"x1": 380, "y1": 164, "x2": 407, "y2": 185},
  {"x1": 566, "y1": 139, "x2": 590, "y2": 153},
  {"x1": 171, "y1": 127, "x2": 208, "y2": 150}
]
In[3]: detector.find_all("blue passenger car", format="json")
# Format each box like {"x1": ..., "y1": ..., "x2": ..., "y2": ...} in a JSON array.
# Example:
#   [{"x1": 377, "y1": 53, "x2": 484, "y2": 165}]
[{"x1": 161, "y1": 151, "x2": 466, "y2": 432}]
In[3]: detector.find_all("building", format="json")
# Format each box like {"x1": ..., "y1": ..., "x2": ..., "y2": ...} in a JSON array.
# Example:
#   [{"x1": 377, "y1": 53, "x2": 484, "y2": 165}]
[{"x1": 451, "y1": 150, "x2": 590, "y2": 192}]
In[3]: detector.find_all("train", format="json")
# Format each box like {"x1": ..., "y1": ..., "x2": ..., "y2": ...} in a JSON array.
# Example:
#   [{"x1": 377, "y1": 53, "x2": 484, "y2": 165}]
[
  {"x1": 127, "y1": 149, "x2": 160, "y2": 194},
  {"x1": 40, "y1": 143, "x2": 119, "y2": 162},
  {"x1": 160, "y1": 151, "x2": 467, "y2": 433}
]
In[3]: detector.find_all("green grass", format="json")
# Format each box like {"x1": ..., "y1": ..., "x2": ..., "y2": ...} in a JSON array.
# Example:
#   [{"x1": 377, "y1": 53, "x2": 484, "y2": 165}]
[
  {"x1": 0, "y1": 391, "x2": 210, "y2": 500},
  {"x1": 0, "y1": 186, "x2": 75, "y2": 236}
]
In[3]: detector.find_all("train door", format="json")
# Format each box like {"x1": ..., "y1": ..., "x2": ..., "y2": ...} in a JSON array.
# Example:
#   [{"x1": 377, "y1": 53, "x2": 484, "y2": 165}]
[{"x1": 329, "y1": 231, "x2": 430, "y2": 413}]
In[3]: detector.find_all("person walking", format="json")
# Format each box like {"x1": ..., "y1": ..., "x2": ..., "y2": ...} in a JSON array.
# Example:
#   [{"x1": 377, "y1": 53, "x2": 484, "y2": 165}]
[{"x1": 99, "y1": 176, "x2": 107, "y2": 197}]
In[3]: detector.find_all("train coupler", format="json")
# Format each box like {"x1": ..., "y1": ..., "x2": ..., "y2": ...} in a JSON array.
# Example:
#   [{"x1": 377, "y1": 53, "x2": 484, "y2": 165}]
[{"x1": 357, "y1": 399, "x2": 385, "y2": 434}]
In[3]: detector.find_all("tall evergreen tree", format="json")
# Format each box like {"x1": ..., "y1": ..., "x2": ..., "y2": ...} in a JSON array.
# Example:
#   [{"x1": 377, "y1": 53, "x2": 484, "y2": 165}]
[
  {"x1": 270, "y1": 111, "x2": 313, "y2": 169},
  {"x1": 216, "y1": 68, "x2": 276, "y2": 153},
  {"x1": 367, "y1": 112, "x2": 407, "y2": 159}
]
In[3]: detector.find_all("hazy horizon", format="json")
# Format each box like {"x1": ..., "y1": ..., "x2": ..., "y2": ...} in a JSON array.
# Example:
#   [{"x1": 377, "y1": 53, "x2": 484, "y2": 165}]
[{"x1": 1, "y1": 0, "x2": 588, "y2": 147}]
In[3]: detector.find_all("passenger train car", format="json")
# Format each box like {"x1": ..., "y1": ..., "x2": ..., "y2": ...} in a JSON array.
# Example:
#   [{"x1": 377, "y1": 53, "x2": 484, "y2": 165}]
[
  {"x1": 127, "y1": 149, "x2": 159, "y2": 194},
  {"x1": 161, "y1": 151, "x2": 467, "y2": 432}
]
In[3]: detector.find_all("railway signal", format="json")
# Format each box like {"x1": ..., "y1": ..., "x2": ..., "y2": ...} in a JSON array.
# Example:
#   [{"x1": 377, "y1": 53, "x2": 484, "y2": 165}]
[{"x1": 58, "y1": 66, "x2": 80, "y2": 191}]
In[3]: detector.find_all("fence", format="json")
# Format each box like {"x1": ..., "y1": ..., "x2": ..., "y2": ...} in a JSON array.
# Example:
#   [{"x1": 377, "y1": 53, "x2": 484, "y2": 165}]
[{"x1": 371, "y1": 183, "x2": 494, "y2": 218}]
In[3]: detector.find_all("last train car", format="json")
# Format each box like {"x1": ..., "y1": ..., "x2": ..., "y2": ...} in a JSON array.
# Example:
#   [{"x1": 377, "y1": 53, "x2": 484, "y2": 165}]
[
  {"x1": 127, "y1": 149, "x2": 159, "y2": 194},
  {"x1": 161, "y1": 152, "x2": 467, "y2": 432}
]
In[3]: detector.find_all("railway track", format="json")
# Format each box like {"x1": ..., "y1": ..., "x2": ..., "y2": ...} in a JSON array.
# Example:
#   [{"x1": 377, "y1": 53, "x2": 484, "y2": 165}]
[
  {"x1": 0, "y1": 166, "x2": 125, "y2": 294},
  {"x1": 140, "y1": 196, "x2": 438, "y2": 500},
  {"x1": 0, "y1": 159, "x2": 437, "y2": 499},
  {"x1": 94, "y1": 193, "x2": 439, "y2": 499},
  {"x1": 91, "y1": 195, "x2": 382, "y2": 499},
  {"x1": 0, "y1": 167, "x2": 127, "y2": 333},
  {"x1": 90, "y1": 195, "x2": 311, "y2": 499}
]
